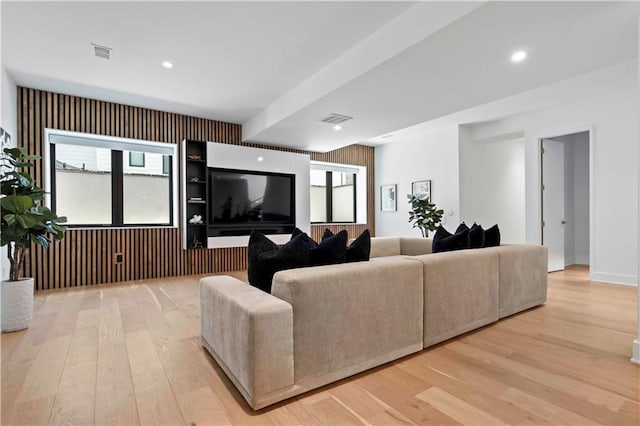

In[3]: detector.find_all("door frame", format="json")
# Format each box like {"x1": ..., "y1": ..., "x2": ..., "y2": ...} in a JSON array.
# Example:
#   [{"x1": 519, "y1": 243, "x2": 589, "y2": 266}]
[{"x1": 538, "y1": 125, "x2": 594, "y2": 273}]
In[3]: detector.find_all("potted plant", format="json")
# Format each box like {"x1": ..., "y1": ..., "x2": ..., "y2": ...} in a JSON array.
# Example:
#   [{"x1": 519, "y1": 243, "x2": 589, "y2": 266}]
[
  {"x1": 407, "y1": 194, "x2": 444, "y2": 237},
  {"x1": 1, "y1": 147, "x2": 67, "y2": 332}
]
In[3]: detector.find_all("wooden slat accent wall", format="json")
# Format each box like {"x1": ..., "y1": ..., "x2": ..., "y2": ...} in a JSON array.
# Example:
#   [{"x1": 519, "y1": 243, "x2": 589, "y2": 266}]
[{"x1": 17, "y1": 87, "x2": 375, "y2": 291}]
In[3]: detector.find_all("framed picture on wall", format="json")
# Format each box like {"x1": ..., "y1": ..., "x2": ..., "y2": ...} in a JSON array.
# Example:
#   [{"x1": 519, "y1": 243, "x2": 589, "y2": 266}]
[
  {"x1": 380, "y1": 184, "x2": 397, "y2": 211},
  {"x1": 412, "y1": 180, "x2": 431, "y2": 201}
]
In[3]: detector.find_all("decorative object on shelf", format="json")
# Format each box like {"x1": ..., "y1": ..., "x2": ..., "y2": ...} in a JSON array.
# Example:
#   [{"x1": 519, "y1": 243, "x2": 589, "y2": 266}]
[
  {"x1": 380, "y1": 184, "x2": 397, "y2": 212},
  {"x1": 189, "y1": 176, "x2": 201, "y2": 183},
  {"x1": 189, "y1": 214, "x2": 203, "y2": 225},
  {"x1": 411, "y1": 180, "x2": 431, "y2": 201},
  {"x1": 1, "y1": 147, "x2": 67, "y2": 331},
  {"x1": 188, "y1": 153, "x2": 202, "y2": 160},
  {"x1": 407, "y1": 194, "x2": 444, "y2": 238},
  {"x1": 191, "y1": 236, "x2": 203, "y2": 249}
]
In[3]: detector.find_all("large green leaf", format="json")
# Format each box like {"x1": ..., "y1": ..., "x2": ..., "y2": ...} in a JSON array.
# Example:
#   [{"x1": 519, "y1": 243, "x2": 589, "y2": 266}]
[{"x1": 1, "y1": 195, "x2": 34, "y2": 214}]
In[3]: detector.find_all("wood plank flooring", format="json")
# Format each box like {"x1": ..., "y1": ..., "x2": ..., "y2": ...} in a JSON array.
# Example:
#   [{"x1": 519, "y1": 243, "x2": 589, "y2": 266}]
[{"x1": 2, "y1": 265, "x2": 638, "y2": 425}]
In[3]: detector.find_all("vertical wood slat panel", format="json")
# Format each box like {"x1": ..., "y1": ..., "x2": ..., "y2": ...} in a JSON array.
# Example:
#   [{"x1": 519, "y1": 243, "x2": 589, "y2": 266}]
[{"x1": 17, "y1": 86, "x2": 375, "y2": 291}]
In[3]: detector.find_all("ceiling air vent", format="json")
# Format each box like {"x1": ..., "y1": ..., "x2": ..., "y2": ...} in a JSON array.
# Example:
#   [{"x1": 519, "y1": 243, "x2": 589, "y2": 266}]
[
  {"x1": 92, "y1": 43, "x2": 112, "y2": 60},
  {"x1": 319, "y1": 113, "x2": 353, "y2": 125}
]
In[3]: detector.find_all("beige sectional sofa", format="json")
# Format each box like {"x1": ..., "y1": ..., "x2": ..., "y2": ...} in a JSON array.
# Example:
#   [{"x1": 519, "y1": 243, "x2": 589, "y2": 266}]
[{"x1": 200, "y1": 237, "x2": 547, "y2": 409}]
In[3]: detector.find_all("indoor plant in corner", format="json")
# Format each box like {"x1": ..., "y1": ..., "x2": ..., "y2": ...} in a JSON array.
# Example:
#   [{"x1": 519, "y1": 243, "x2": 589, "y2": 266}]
[
  {"x1": 407, "y1": 194, "x2": 444, "y2": 237},
  {"x1": 1, "y1": 147, "x2": 67, "y2": 332}
]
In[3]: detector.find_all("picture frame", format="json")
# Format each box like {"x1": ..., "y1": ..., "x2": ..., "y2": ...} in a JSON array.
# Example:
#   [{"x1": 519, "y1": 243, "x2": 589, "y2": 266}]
[
  {"x1": 380, "y1": 184, "x2": 397, "y2": 212},
  {"x1": 411, "y1": 180, "x2": 431, "y2": 201}
]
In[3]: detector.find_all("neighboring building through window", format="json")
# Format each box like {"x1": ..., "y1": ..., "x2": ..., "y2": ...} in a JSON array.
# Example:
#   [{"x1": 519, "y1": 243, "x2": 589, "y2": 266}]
[
  {"x1": 45, "y1": 130, "x2": 177, "y2": 227},
  {"x1": 129, "y1": 151, "x2": 145, "y2": 167},
  {"x1": 310, "y1": 163, "x2": 360, "y2": 224}
]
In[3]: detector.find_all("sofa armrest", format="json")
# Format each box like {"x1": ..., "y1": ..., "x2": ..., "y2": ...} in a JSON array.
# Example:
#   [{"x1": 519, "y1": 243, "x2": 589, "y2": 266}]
[{"x1": 200, "y1": 276, "x2": 294, "y2": 407}]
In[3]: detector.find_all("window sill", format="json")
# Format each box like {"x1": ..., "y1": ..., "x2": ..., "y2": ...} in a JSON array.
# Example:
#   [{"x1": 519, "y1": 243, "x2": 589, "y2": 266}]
[
  {"x1": 311, "y1": 223, "x2": 367, "y2": 226},
  {"x1": 67, "y1": 225, "x2": 178, "y2": 231}
]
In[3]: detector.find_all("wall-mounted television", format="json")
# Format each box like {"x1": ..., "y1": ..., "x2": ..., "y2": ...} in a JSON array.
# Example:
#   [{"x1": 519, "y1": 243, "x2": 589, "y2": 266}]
[{"x1": 207, "y1": 167, "x2": 296, "y2": 237}]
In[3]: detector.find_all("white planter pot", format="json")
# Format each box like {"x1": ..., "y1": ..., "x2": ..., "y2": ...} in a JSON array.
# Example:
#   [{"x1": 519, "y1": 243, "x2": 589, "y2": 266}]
[{"x1": 1, "y1": 278, "x2": 34, "y2": 332}]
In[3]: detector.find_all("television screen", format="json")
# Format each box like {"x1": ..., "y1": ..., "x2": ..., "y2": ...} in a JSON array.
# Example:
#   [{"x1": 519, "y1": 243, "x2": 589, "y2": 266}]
[{"x1": 208, "y1": 168, "x2": 295, "y2": 225}]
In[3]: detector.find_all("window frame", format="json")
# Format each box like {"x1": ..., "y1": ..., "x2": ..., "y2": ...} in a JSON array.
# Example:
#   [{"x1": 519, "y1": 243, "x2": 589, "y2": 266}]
[
  {"x1": 310, "y1": 170, "x2": 357, "y2": 225},
  {"x1": 44, "y1": 129, "x2": 178, "y2": 229}
]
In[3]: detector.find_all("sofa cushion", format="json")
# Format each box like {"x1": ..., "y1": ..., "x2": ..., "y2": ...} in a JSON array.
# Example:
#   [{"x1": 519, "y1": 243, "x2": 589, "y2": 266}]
[
  {"x1": 271, "y1": 257, "x2": 424, "y2": 382},
  {"x1": 369, "y1": 237, "x2": 402, "y2": 258},
  {"x1": 414, "y1": 250, "x2": 499, "y2": 347},
  {"x1": 248, "y1": 231, "x2": 310, "y2": 293},
  {"x1": 399, "y1": 237, "x2": 433, "y2": 256},
  {"x1": 432, "y1": 226, "x2": 471, "y2": 253},
  {"x1": 309, "y1": 230, "x2": 348, "y2": 266},
  {"x1": 484, "y1": 224, "x2": 501, "y2": 247}
]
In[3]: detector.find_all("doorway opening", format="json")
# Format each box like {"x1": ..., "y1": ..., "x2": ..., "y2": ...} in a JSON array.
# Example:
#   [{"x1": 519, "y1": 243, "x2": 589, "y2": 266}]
[{"x1": 541, "y1": 131, "x2": 590, "y2": 273}]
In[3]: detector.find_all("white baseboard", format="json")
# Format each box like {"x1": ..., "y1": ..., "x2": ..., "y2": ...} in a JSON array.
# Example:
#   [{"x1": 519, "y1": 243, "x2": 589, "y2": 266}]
[
  {"x1": 632, "y1": 339, "x2": 640, "y2": 365},
  {"x1": 590, "y1": 271, "x2": 638, "y2": 286},
  {"x1": 564, "y1": 256, "x2": 575, "y2": 265}
]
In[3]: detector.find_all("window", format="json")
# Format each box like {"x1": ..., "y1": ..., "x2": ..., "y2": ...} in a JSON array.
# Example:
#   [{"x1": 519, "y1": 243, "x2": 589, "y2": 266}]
[
  {"x1": 310, "y1": 165, "x2": 357, "y2": 223},
  {"x1": 45, "y1": 130, "x2": 177, "y2": 227},
  {"x1": 129, "y1": 151, "x2": 145, "y2": 167}
]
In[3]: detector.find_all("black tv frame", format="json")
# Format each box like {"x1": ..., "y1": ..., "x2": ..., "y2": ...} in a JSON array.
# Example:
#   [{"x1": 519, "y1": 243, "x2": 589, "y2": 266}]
[{"x1": 206, "y1": 167, "x2": 296, "y2": 238}]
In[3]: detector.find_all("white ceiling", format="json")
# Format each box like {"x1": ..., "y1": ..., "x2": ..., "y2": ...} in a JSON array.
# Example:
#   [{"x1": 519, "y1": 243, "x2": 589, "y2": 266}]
[
  {"x1": 249, "y1": 1, "x2": 638, "y2": 151},
  {"x1": 2, "y1": 1, "x2": 638, "y2": 152},
  {"x1": 1, "y1": 1, "x2": 413, "y2": 123}
]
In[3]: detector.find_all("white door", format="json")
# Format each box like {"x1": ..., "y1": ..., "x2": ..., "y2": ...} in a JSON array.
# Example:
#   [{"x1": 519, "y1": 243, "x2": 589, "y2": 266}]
[{"x1": 542, "y1": 139, "x2": 565, "y2": 272}]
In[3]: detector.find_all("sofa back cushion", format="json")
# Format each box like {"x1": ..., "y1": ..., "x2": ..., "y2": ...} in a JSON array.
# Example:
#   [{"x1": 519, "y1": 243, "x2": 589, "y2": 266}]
[
  {"x1": 369, "y1": 237, "x2": 401, "y2": 258},
  {"x1": 414, "y1": 250, "x2": 499, "y2": 347},
  {"x1": 271, "y1": 258, "x2": 424, "y2": 382},
  {"x1": 399, "y1": 238, "x2": 433, "y2": 256}
]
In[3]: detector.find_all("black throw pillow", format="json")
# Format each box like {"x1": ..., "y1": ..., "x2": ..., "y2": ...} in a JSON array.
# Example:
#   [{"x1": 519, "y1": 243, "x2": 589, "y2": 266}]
[
  {"x1": 291, "y1": 227, "x2": 318, "y2": 250},
  {"x1": 455, "y1": 222, "x2": 469, "y2": 234},
  {"x1": 456, "y1": 222, "x2": 486, "y2": 248},
  {"x1": 322, "y1": 228, "x2": 334, "y2": 241},
  {"x1": 346, "y1": 229, "x2": 371, "y2": 263},
  {"x1": 291, "y1": 227, "x2": 305, "y2": 238},
  {"x1": 432, "y1": 226, "x2": 471, "y2": 253},
  {"x1": 484, "y1": 224, "x2": 501, "y2": 247},
  {"x1": 310, "y1": 230, "x2": 348, "y2": 266},
  {"x1": 469, "y1": 223, "x2": 485, "y2": 249},
  {"x1": 248, "y1": 231, "x2": 310, "y2": 293}
]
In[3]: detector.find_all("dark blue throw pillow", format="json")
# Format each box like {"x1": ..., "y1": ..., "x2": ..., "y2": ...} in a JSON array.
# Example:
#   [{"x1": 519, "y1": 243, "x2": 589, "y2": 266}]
[
  {"x1": 432, "y1": 226, "x2": 471, "y2": 253},
  {"x1": 248, "y1": 230, "x2": 310, "y2": 293}
]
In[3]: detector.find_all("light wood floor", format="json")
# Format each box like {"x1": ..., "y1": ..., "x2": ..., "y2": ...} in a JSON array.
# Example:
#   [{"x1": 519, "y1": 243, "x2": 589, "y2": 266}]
[{"x1": 2, "y1": 265, "x2": 638, "y2": 425}]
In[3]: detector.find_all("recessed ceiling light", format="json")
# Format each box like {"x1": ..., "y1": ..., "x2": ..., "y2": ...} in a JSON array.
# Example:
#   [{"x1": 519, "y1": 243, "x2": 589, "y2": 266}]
[
  {"x1": 257, "y1": 157, "x2": 264, "y2": 162},
  {"x1": 162, "y1": 61, "x2": 174, "y2": 69},
  {"x1": 511, "y1": 51, "x2": 527, "y2": 63},
  {"x1": 333, "y1": 125, "x2": 342, "y2": 131}
]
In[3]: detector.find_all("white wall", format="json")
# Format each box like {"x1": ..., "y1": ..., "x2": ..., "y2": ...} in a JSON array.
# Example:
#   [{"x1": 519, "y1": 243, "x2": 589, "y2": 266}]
[
  {"x1": 459, "y1": 128, "x2": 526, "y2": 243},
  {"x1": 470, "y1": 87, "x2": 638, "y2": 285},
  {"x1": 1, "y1": 2, "x2": 18, "y2": 280},
  {"x1": 375, "y1": 124, "x2": 459, "y2": 237}
]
